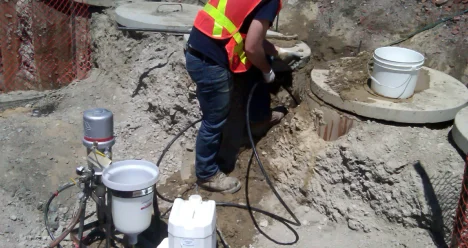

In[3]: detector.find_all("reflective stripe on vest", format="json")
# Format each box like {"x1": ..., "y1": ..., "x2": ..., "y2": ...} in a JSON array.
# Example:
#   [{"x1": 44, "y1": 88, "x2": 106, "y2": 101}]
[
  {"x1": 203, "y1": 3, "x2": 247, "y2": 64},
  {"x1": 212, "y1": 0, "x2": 227, "y2": 37}
]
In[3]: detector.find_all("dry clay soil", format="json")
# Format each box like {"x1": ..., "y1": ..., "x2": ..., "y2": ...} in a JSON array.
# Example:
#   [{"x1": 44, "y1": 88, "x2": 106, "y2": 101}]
[{"x1": 1, "y1": 0, "x2": 468, "y2": 247}]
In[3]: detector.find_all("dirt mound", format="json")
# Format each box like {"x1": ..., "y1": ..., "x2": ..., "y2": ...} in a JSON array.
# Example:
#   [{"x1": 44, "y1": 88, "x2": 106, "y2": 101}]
[
  {"x1": 257, "y1": 108, "x2": 464, "y2": 245},
  {"x1": 91, "y1": 11, "x2": 200, "y2": 181},
  {"x1": 325, "y1": 51, "x2": 372, "y2": 94}
]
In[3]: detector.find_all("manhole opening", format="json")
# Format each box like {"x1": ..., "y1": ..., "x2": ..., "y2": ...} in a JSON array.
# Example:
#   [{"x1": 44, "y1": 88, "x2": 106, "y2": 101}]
[{"x1": 314, "y1": 106, "x2": 357, "y2": 141}]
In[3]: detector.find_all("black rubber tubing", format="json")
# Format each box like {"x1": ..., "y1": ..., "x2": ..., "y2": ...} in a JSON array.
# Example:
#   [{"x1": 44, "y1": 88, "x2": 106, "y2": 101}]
[
  {"x1": 155, "y1": 82, "x2": 301, "y2": 245},
  {"x1": 44, "y1": 182, "x2": 75, "y2": 248}
]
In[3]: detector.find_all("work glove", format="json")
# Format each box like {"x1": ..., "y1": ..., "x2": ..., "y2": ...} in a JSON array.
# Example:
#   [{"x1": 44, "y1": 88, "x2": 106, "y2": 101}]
[
  {"x1": 276, "y1": 47, "x2": 303, "y2": 66},
  {"x1": 262, "y1": 69, "x2": 276, "y2": 83}
]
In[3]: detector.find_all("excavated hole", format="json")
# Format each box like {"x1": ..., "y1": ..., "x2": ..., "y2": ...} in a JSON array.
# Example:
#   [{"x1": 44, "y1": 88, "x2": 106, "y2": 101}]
[{"x1": 314, "y1": 105, "x2": 357, "y2": 141}]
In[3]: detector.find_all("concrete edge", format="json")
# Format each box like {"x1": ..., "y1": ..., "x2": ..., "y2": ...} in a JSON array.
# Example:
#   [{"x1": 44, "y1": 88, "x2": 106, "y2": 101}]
[
  {"x1": 310, "y1": 68, "x2": 468, "y2": 124},
  {"x1": 452, "y1": 124, "x2": 468, "y2": 154},
  {"x1": 452, "y1": 106, "x2": 468, "y2": 154}
]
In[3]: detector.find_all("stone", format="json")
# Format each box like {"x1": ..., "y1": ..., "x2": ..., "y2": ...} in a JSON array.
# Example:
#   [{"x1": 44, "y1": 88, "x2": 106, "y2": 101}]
[
  {"x1": 59, "y1": 207, "x2": 69, "y2": 214},
  {"x1": 435, "y1": 0, "x2": 448, "y2": 6},
  {"x1": 64, "y1": 234, "x2": 71, "y2": 241},
  {"x1": 54, "y1": 225, "x2": 64, "y2": 236},
  {"x1": 10, "y1": 215, "x2": 17, "y2": 221},
  {"x1": 348, "y1": 219, "x2": 360, "y2": 231},
  {"x1": 259, "y1": 219, "x2": 269, "y2": 228}
]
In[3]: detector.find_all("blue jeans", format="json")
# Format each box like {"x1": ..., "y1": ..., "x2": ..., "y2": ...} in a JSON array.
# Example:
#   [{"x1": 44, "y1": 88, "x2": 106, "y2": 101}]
[{"x1": 185, "y1": 51, "x2": 270, "y2": 180}]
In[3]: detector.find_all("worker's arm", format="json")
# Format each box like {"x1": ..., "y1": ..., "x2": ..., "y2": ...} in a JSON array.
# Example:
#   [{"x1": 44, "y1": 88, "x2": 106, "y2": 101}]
[
  {"x1": 244, "y1": 19, "x2": 272, "y2": 74},
  {"x1": 263, "y1": 39, "x2": 279, "y2": 57}
]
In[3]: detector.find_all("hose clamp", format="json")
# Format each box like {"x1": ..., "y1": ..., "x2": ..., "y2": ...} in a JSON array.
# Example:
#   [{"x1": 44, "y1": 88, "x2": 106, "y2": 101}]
[{"x1": 109, "y1": 185, "x2": 154, "y2": 198}]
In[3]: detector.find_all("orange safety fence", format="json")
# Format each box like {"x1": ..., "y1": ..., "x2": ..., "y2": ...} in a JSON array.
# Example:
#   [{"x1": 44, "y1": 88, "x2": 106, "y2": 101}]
[
  {"x1": 0, "y1": 0, "x2": 90, "y2": 92},
  {"x1": 451, "y1": 155, "x2": 468, "y2": 248}
]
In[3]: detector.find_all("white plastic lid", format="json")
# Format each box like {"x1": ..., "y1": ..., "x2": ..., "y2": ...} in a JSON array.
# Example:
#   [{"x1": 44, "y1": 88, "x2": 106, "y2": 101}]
[
  {"x1": 102, "y1": 160, "x2": 159, "y2": 191},
  {"x1": 168, "y1": 195, "x2": 216, "y2": 239},
  {"x1": 157, "y1": 238, "x2": 169, "y2": 248}
]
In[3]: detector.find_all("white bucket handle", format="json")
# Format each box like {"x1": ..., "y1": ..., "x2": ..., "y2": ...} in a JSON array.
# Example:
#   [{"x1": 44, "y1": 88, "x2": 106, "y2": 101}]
[{"x1": 367, "y1": 58, "x2": 415, "y2": 89}]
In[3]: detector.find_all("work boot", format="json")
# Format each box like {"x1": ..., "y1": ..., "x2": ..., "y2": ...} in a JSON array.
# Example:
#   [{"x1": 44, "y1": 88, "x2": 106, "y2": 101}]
[
  {"x1": 197, "y1": 171, "x2": 241, "y2": 194},
  {"x1": 250, "y1": 107, "x2": 287, "y2": 137}
]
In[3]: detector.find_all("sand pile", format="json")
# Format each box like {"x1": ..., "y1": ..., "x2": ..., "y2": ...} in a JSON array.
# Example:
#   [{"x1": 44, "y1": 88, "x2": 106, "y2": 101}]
[{"x1": 91, "y1": 11, "x2": 200, "y2": 180}]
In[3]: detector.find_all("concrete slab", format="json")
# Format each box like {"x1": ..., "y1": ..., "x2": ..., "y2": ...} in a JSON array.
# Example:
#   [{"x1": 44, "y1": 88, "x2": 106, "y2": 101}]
[
  {"x1": 0, "y1": 91, "x2": 47, "y2": 111},
  {"x1": 74, "y1": 0, "x2": 112, "y2": 7},
  {"x1": 452, "y1": 106, "x2": 468, "y2": 154},
  {"x1": 183, "y1": 30, "x2": 298, "y2": 42},
  {"x1": 310, "y1": 67, "x2": 468, "y2": 123},
  {"x1": 116, "y1": 2, "x2": 201, "y2": 32}
]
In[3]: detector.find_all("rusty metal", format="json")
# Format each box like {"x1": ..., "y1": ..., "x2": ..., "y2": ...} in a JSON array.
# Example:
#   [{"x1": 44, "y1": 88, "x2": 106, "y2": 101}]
[
  {"x1": 49, "y1": 204, "x2": 83, "y2": 248},
  {"x1": 0, "y1": 0, "x2": 22, "y2": 91},
  {"x1": 0, "y1": 0, "x2": 90, "y2": 92},
  {"x1": 450, "y1": 155, "x2": 468, "y2": 248}
]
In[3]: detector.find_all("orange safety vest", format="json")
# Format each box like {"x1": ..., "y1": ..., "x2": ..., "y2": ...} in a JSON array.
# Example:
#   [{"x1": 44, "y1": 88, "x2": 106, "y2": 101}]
[{"x1": 193, "y1": 0, "x2": 282, "y2": 73}]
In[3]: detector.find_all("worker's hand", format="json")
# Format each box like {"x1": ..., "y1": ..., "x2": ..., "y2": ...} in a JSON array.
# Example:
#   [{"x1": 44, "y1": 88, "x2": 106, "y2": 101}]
[
  {"x1": 276, "y1": 47, "x2": 303, "y2": 65},
  {"x1": 262, "y1": 69, "x2": 276, "y2": 83}
]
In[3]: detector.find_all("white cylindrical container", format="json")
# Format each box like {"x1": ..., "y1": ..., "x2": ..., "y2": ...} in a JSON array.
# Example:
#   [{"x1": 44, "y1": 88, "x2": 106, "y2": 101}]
[
  {"x1": 102, "y1": 160, "x2": 159, "y2": 245},
  {"x1": 370, "y1": 46, "x2": 425, "y2": 99}
]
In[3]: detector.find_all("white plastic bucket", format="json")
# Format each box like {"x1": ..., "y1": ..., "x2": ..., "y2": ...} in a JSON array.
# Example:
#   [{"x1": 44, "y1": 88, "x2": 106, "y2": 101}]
[
  {"x1": 102, "y1": 160, "x2": 159, "y2": 245},
  {"x1": 370, "y1": 47, "x2": 425, "y2": 99}
]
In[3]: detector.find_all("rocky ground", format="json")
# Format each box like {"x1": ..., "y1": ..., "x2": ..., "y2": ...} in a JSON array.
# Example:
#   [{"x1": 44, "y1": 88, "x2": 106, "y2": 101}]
[{"x1": 0, "y1": 0, "x2": 467, "y2": 247}]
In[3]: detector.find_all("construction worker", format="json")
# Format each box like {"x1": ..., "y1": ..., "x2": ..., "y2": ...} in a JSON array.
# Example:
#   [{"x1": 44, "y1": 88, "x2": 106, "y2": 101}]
[{"x1": 185, "y1": 0, "x2": 301, "y2": 193}]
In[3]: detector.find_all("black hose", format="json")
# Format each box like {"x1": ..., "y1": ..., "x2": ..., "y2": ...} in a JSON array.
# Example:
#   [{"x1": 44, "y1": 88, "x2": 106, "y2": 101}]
[
  {"x1": 155, "y1": 82, "x2": 301, "y2": 245},
  {"x1": 77, "y1": 196, "x2": 88, "y2": 248},
  {"x1": 155, "y1": 119, "x2": 201, "y2": 203},
  {"x1": 243, "y1": 83, "x2": 300, "y2": 245},
  {"x1": 387, "y1": 8, "x2": 468, "y2": 46},
  {"x1": 44, "y1": 182, "x2": 75, "y2": 248}
]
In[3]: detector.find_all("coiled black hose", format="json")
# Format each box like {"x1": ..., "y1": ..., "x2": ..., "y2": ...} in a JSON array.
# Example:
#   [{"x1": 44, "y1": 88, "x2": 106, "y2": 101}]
[
  {"x1": 44, "y1": 182, "x2": 75, "y2": 248},
  {"x1": 155, "y1": 82, "x2": 301, "y2": 245}
]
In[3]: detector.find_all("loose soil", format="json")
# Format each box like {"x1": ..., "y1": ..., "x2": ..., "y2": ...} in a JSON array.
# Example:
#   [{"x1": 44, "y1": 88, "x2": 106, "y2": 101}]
[
  {"x1": 339, "y1": 68, "x2": 432, "y2": 103},
  {"x1": 322, "y1": 52, "x2": 433, "y2": 103},
  {"x1": 0, "y1": 1, "x2": 467, "y2": 248}
]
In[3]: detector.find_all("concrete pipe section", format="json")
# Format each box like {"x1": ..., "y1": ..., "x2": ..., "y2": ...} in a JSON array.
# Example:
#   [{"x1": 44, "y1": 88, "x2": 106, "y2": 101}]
[
  {"x1": 452, "y1": 106, "x2": 468, "y2": 154},
  {"x1": 115, "y1": 2, "x2": 202, "y2": 32},
  {"x1": 310, "y1": 66, "x2": 468, "y2": 123}
]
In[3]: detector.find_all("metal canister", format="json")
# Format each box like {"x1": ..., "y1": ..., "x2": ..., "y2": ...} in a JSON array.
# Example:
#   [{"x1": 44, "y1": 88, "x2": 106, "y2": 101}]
[{"x1": 82, "y1": 108, "x2": 115, "y2": 159}]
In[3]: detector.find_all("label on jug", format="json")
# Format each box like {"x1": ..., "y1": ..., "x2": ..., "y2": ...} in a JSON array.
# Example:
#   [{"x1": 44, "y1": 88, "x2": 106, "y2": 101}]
[{"x1": 181, "y1": 238, "x2": 196, "y2": 247}]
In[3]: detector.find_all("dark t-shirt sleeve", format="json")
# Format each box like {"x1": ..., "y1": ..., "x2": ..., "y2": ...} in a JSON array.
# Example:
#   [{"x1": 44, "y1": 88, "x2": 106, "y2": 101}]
[{"x1": 253, "y1": 0, "x2": 279, "y2": 24}]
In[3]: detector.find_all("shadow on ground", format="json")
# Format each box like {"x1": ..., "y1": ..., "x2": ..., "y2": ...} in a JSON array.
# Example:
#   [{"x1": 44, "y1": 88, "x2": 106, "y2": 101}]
[{"x1": 414, "y1": 161, "x2": 464, "y2": 248}]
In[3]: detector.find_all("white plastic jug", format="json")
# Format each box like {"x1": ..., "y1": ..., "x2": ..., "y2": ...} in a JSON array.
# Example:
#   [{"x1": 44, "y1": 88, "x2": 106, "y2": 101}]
[{"x1": 168, "y1": 195, "x2": 216, "y2": 248}]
